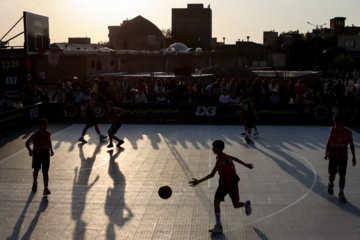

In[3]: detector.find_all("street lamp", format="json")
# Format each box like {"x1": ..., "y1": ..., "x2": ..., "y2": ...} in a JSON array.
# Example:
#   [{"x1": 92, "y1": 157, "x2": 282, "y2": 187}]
[{"x1": 307, "y1": 22, "x2": 326, "y2": 36}]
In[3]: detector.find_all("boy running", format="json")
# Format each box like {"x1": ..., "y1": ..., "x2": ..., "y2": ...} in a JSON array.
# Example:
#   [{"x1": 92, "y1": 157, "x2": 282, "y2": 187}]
[
  {"x1": 78, "y1": 91, "x2": 107, "y2": 143},
  {"x1": 241, "y1": 93, "x2": 259, "y2": 143},
  {"x1": 105, "y1": 101, "x2": 125, "y2": 148},
  {"x1": 25, "y1": 119, "x2": 54, "y2": 195},
  {"x1": 189, "y1": 140, "x2": 254, "y2": 233},
  {"x1": 324, "y1": 115, "x2": 356, "y2": 202}
]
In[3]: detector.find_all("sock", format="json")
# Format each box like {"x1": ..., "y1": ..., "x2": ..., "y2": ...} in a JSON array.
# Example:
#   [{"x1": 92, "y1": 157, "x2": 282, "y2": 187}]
[
  {"x1": 44, "y1": 186, "x2": 48, "y2": 189},
  {"x1": 215, "y1": 212, "x2": 221, "y2": 225},
  {"x1": 340, "y1": 188, "x2": 344, "y2": 193},
  {"x1": 33, "y1": 181, "x2": 37, "y2": 184},
  {"x1": 246, "y1": 133, "x2": 251, "y2": 139},
  {"x1": 329, "y1": 182, "x2": 334, "y2": 186},
  {"x1": 243, "y1": 201, "x2": 248, "y2": 207}
]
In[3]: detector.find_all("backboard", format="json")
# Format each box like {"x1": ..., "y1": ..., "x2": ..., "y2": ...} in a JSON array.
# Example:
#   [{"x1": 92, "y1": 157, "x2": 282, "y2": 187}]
[{"x1": 23, "y1": 11, "x2": 50, "y2": 55}]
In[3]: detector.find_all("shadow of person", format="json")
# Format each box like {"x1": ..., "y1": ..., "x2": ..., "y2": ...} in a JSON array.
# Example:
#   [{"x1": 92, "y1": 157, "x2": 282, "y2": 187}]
[
  {"x1": 71, "y1": 143, "x2": 101, "y2": 240},
  {"x1": 6, "y1": 192, "x2": 36, "y2": 240},
  {"x1": 211, "y1": 232, "x2": 228, "y2": 240},
  {"x1": 253, "y1": 227, "x2": 270, "y2": 240},
  {"x1": 21, "y1": 196, "x2": 48, "y2": 239},
  {"x1": 105, "y1": 148, "x2": 133, "y2": 240},
  {"x1": 253, "y1": 141, "x2": 360, "y2": 217}
]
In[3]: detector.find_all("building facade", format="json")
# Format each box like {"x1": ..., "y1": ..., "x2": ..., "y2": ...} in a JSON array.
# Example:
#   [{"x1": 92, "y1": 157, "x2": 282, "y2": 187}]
[
  {"x1": 172, "y1": 4, "x2": 212, "y2": 51},
  {"x1": 108, "y1": 16, "x2": 165, "y2": 50}
]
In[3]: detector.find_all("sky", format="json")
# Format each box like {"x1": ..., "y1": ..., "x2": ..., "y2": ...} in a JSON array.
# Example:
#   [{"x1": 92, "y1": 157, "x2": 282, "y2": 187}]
[{"x1": 1, "y1": 0, "x2": 360, "y2": 47}]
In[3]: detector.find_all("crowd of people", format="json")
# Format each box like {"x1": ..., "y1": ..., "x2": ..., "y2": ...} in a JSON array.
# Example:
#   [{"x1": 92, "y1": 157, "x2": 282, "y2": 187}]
[{"x1": 2, "y1": 73, "x2": 359, "y2": 122}]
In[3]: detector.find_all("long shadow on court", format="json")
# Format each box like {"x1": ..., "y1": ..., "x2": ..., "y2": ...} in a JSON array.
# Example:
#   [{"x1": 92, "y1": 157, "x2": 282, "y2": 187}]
[
  {"x1": 21, "y1": 196, "x2": 48, "y2": 239},
  {"x1": 6, "y1": 192, "x2": 36, "y2": 240},
  {"x1": 252, "y1": 141, "x2": 360, "y2": 217},
  {"x1": 71, "y1": 143, "x2": 102, "y2": 240},
  {"x1": 105, "y1": 148, "x2": 133, "y2": 240}
]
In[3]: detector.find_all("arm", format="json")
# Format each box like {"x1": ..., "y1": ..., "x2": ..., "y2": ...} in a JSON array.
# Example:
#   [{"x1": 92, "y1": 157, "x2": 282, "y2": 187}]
[
  {"x1": 49, "y1": 133, "x2": 54, "y2": 156},
  {"x1": 230, "y1": 156, "x2": 254, "y2": 169},
  {"x1": 349, "y1": 131, "x2": 356, "y2": 166},
  {"x1": 25, "y1": 133, "x2": 35, "y2": 156},
  {"x1": 324, "y1": 128, "x2": 333, "y2": 160},
  {"x1": 189, "y1": 163, "x2": 218, "y2": 187}
]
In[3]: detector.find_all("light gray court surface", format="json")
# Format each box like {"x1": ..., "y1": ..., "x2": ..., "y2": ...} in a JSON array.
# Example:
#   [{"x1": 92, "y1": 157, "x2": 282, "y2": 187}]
[{"x1": 0, "y1": 124, "x2": 359, "y2": 240}]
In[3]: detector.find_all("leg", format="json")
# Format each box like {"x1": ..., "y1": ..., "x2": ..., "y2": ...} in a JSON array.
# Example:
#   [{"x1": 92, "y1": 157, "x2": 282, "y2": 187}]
[
  {"x1": 33, "y1": 169, "x2": 39, "y2": 182},
  {"x1": 329, "y1": 174, "x2": 336, "y2": 184},
  {"x1": 339, "y1": 175, "x2": 345, "y2": 190},
  {"x1": 82, "y1": 126, "x2": 89, "y2": 136},
  {"x1": 95, "y1": 124, "x2": 101, "y2": 135}
]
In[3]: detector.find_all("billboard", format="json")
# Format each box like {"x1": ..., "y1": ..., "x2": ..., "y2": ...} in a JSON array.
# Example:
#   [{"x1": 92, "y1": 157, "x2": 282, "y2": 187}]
[{"x1": 23, "y1": 11, "x2": 50, "y2": 55}]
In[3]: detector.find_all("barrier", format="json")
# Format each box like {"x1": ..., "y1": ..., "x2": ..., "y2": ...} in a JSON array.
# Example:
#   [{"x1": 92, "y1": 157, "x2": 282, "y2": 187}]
[{"x1": 0, "y1": 103, "x2": 44, "y2": 133}]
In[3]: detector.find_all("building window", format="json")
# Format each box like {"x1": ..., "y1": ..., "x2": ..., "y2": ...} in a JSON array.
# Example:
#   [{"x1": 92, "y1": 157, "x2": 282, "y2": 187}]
[
  {"x1": 96, "y1": 60, "x2": 102, "y2": 71},
  {"x1": 90, "y1": 61, "x2": 95, "y2": 69}
]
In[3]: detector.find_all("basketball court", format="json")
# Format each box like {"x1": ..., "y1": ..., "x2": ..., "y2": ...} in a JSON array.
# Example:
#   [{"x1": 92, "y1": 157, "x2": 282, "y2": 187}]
[{"x1": 0, "y1": 124, "x2": 359, "y2": 240}]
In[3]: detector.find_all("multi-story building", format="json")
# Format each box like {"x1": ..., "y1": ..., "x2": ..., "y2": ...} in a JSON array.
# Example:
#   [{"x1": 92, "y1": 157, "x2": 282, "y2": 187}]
[
  {"x1": 108, "y1": 16, "x2": 165, "y2": 50},
  {"x1": 172, "y1": 4, "x2": 212, "y2": 51}
]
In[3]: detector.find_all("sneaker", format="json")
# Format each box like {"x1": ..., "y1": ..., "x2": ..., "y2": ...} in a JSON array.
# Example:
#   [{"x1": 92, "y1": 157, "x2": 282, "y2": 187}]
[
  {"x1": 209, "y1": 224, "x2": 223, "y2": 233},
  {"x1": 245, "y1": 136, "x2": 252, "y2": 143},
  {"x1": 78, "y1": 137, "x2": 87, "y2": 143},
  {"x1": 32, "y1": 182, "x2": 37, "y2": 192},
  {"x1": 100, "y1": 135, "x2": 108, "y2": 141},
  {"x1": 328, "y1": 183, "x2": 334, "y2": 195},
  {"x1": 338, "y1": 192, "x2": 347, "y2": 203},
  {"x1": 253, "y1": 130, "x2": 259, "y2": 136},
  {"x1": 43, "y1": 188, "x2": 51, "y2": 195},
  {"x1": 117, "y1": 140, "x2": 124, "y2": 147},
  {"x1": 245, "y1": 200, "x2": 252, "y2": 216},
  {"x1": 107, "y1": 143, "x2": 113, "y2": 148}
]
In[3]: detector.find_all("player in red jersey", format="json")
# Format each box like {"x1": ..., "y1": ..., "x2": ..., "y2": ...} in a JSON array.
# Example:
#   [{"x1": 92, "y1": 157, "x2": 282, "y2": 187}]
[
  {"x1": 324, "y1": 115, "x2": 356, "y2": 202},
  {"x1": 25, "y1": 119, "x2": 54, "y2": 195},
  {"x1": 189, "y1": 140, "x2": 254, "y2": 233}
]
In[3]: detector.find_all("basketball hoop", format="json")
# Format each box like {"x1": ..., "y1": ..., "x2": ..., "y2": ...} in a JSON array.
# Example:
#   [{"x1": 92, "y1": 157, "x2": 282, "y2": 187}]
[{"x1": 44, "y1": 48, "x2": 62, "y2": 66}]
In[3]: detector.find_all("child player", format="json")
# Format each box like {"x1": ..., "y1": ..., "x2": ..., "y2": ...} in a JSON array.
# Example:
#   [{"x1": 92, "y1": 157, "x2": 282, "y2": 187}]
[
  {"x1": 189, "y1": 140, "x2": 254, "y2": 233},
  {"x1": 324, "y1": 115, "x2": 356, "y2": 202},
  {"x1": 78, "y1": 91, "x2": 107, "y2": 143},
  {"x1": 105, "y1": 100, "x2": 125, "y2": 148},
  {"x1": 25, "y1": 119, "x2": 54, "y2": 195}
]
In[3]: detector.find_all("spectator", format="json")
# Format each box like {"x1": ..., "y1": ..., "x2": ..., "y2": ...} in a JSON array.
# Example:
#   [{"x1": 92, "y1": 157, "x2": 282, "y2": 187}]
[
  {"x1": 156, "y1": 91, "x2": 168, "y2": 103},
  {"x1": 269, "y1": 90, "x2": 280, "y2": 105},
  {"x1": 219, "y1": 89, "x2": 230, "y2": 104},
  {"x1": 135, "y1": 90, "x2": 148, "y2": 103},
  {"x1": 295, "y1": 79, "x2": 306, "y2": 104},
  {"x1": 268, "y1": 79, "x2": 279, "y2": 94},
  {"x1": 228, "y1": 91, "x2": 240, "y2": 104}
]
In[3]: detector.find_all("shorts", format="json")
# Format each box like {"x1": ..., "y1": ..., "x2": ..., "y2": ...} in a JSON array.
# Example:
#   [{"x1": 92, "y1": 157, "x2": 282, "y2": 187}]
[
  {"x1": 32, "y1": 152, "x2": 50, "y2": 171},
  {"x1": 110, "y1": 122, "x2": 122, "y2": 134},
  {"x1": 214, "y1": 185, "x2": 240, "y2": 206},
  {"x1": 86, "y1": 116, "x2": 98, "y2": 128},
  {"x1": 328, "y1": 158, "x2": 348, "y2": 176},
  {"x1": 244, "y1": 117, "x2": 255, "y2": 129}
]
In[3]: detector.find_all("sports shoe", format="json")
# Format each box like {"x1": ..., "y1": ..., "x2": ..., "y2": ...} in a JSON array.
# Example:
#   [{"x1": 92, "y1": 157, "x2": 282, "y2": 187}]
[
  {"x1": 245, "y1": 136, "x2": 252, "y2": 143},
  {"x1": 338, "y1": 192, "x2": 347, "y2": 203},
  {"x1": 245, "y1": 200, "x2": 252, "y2": 216},
  {"x1": 100, "y1": 135, "x2": 108, "y2": 141},
  {"x1": 78, "y1": 137, "x2": 87, "y2": 143},
  {"x1": 117, "y1": 140, "x2": 124, "y2": 147},
  {"x1": 32, "y1": 182, "x2": 37, "y2": 191},
  {"x1": 328, "y1": 183, "x2": 334, "y2": 195},
  {"x1": 253, "y1": 130, "x2": 259, "y2": 136},
  {"x1": 43, "y1": 188, "x2": 51, "y2": 195},
  {"x1": 107, "y1": 143, "x2": 114, "y2": 148},
  {"x1": 209, "y1": 224, "x2": 223, "y2": 233}
]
